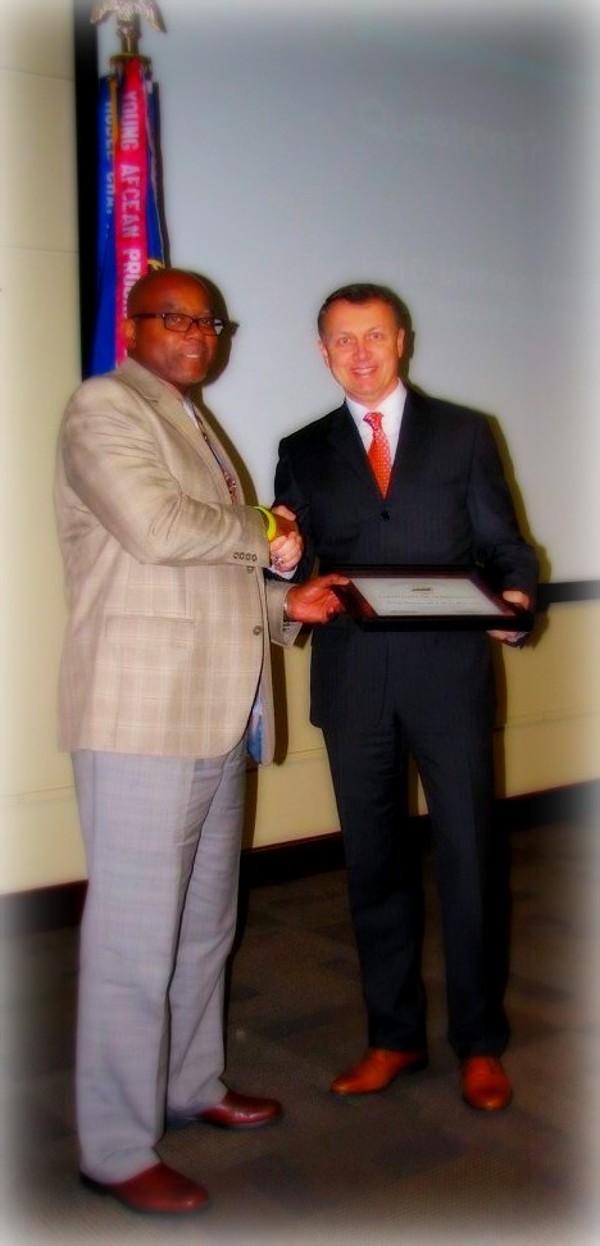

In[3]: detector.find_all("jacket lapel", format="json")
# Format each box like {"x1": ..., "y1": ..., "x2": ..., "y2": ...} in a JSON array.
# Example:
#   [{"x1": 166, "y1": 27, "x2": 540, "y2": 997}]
[
  {"x1": 387, "y1": 386, "x2": 428, "y2": 495},
  {"x1": 116, "y1": 358, "x2": 240, "y2": 501},
  {"x1": 327, "y1": 403, "x2": 383, "y2": 497},
  {"x1": 327, "y1": 394, "x2": 429, "y2": 501}
]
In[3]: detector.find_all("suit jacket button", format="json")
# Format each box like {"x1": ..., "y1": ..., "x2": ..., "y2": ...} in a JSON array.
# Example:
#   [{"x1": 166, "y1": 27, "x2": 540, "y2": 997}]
[
  {"x1": 246, "y1": 565, "x2": 254, "y2": 573},
  {"x1": 380, "y1": 510, "x2": 391, "y2": 520},
  {"x1": 253, "y1": 625, "x2": 263, "y2": 635}
]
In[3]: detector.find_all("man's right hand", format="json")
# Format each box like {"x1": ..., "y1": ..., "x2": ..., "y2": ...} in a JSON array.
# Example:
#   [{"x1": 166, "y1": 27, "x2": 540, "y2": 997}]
[
  {"x1": 285, "y1": 574, "x2": 349, "y2": 624},
  {"x1": 269, "y1": 504, "x2": 303, "y2": 573}
]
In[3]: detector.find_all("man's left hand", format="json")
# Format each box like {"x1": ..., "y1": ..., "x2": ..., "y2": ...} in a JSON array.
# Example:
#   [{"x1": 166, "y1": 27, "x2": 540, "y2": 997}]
[
  {"x1": 285, "y1": 574, "x2": 350, "y2": 624},
  {"x1": 488, "y1": 589, "x2": 531, "y2": 644}
]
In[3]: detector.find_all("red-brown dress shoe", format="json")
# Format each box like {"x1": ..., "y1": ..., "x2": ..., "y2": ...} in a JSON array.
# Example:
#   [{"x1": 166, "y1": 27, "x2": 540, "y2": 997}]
[
  {"x1": 192, "y1": 1089, "x2": 282, "y2": 1128},
  {"x1": 330, "y1": 1047, "x2": 428, "y2": 1095},
  {"x1": 461, "y1": 1056, "x2": 513, "y2": 1111},
  {"x1": 80, "y1": 1162, "x2": 209, "y2": 1214}
]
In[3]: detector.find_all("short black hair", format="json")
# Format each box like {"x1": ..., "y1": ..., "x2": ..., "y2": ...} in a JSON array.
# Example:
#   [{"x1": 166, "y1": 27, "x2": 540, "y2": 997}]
[{"x1": 317, "y1": 283, "x2": 411, "y2": 336}]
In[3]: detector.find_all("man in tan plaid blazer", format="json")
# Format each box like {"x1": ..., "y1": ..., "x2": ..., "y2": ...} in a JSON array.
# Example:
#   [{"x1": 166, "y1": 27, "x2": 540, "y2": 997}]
[{"x1": 54, "y1": 268, "x2": 345, "y2": 1216}]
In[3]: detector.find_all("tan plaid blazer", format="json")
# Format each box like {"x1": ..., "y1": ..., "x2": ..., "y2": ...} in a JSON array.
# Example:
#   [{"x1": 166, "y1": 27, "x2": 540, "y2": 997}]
[{"x1": 54, "y1": 358, "x2": 297, "y2": 762}]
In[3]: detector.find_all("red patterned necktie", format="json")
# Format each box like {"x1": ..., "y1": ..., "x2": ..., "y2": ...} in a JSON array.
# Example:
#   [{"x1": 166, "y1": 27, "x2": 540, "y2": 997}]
[{"x1": 364, "y1": 411, "x2": 392, "y2": 495}]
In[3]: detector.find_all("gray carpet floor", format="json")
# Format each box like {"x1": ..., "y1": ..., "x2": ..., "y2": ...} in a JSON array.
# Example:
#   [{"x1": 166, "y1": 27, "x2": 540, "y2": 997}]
[{"x1": 1, "y1": 817, "x2": 598, "y2": 1245}]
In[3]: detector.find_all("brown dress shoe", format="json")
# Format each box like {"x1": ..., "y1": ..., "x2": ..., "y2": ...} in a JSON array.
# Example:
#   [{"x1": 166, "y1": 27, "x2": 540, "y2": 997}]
[
  {"x1": 330, "y1": 1047, "x2": 428, "y2": 1095},
  {"x1": 80, "y1": 1161, "x2": 209, "y2": 1215},
  {"x1": 461, "y1": 1056, "x2": 513, "y2": 1110},
  {"x1": 192, "y1": 1089, "x2": 282, "y2": 1128}
]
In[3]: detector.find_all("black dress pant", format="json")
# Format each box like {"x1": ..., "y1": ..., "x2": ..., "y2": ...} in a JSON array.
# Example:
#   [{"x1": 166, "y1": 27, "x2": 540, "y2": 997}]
[{"x1": 320, "y1": 630, "x2": 511, "y2": 1060}]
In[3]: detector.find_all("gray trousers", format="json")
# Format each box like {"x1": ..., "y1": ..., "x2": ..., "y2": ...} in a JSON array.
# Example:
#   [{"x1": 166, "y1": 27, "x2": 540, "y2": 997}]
[{"x1": 72, "y1": 742, "x2": 246, "y2": 1182}]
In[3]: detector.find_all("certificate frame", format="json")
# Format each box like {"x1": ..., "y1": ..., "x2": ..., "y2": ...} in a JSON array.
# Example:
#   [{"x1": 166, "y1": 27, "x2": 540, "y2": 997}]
[{"x1": 331, "y1": 566, "x2": 535, "y2": 631}]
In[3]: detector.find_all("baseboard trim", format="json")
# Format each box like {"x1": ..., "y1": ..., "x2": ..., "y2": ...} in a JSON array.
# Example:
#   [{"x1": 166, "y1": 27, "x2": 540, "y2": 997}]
[
  {"x1": 2, "y1": 781, "x2": 597, "y2": 938},
  {"x1": 1, "y1": 878, "x2": 87, "y2": 940}
]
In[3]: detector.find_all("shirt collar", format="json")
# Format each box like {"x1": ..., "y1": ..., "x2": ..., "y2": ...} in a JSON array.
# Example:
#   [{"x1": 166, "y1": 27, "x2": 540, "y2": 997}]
[{"x1": 345, "y1": 379, "x2": 406, "y2": 423}]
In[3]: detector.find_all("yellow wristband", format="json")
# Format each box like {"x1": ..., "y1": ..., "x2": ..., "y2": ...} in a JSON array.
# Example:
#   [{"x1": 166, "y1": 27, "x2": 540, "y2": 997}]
[{"x1": 254, "y1": 505, "x2": 277, "y2": 541}]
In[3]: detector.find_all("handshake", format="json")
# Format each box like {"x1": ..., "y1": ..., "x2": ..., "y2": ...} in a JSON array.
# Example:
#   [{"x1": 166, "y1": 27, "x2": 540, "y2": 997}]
[
  {"x1": 256, "y1": 503, "x2": 349, "y2": 625},
  {"x1": 256, "y1": 502, "x2": 304, "y2": 574}
]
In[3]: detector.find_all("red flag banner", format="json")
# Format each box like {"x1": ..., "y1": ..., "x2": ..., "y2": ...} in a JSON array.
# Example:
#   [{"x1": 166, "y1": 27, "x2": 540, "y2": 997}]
[
  {"x1": 114, "y1": 59, "x2": 149, "y2": 362},
  {"x1": 90, "y1": 56, "x2": 166, "y2": 376}
]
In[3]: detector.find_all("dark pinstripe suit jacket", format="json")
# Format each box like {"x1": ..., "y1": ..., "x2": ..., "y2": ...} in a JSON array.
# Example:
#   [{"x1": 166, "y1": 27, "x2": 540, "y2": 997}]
[{"x1": 275, "y1": 387, "x2": 538, "y2": 733}]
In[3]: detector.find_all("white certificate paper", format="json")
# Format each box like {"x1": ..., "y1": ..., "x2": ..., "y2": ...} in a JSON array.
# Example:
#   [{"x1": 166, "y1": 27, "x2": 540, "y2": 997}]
[
  {"x1": 332, "y1": 568, "x2": 534, "y2": 631},
  {"x1": 352, "y1": 575, "x2": 505, "y2": 617}
]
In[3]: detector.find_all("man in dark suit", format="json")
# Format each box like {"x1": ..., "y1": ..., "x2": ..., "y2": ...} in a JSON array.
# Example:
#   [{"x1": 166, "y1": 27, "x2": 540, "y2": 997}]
[{"x1": 274, "y1": 282, "x2": 538, "y2": 1111}]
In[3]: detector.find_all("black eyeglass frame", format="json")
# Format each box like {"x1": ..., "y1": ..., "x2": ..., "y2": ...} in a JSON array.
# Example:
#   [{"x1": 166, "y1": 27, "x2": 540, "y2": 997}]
[{"x1": 131, "y1": 312, "x2": 229, "y2": 337}]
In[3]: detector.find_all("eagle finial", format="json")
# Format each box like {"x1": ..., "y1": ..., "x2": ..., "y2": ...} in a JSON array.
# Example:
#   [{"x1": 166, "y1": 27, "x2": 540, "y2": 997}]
[{"x1": 91, "y1": 0, "x2": 166, "y2": 56}]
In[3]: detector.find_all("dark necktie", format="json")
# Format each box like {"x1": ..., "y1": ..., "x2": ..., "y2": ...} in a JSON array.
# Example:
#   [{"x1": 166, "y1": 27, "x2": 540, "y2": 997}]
[{"x1": 196, "y1": 416, "x2": 237, "y2": 500}]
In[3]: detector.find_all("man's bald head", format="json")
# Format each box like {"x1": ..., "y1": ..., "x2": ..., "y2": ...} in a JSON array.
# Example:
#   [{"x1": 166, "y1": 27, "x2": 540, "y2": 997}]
[
  {"x1": 126, "y1": 268, "x2": 210, "y2": 318},
  {"x1": 123, "y1": 268, "x2": 220, "y2": 394}
]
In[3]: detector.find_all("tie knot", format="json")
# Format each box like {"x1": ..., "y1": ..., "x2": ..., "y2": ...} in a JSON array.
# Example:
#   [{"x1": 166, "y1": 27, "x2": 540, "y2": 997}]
[{"x1": 364, "y1": 411, "x2": 383, "y2": 431}]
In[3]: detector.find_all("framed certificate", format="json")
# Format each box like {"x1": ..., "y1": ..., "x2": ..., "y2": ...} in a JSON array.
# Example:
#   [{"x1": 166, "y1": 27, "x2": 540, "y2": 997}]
[{"x1": 331, "y1": 566, "x2": 534, "y2": 631}]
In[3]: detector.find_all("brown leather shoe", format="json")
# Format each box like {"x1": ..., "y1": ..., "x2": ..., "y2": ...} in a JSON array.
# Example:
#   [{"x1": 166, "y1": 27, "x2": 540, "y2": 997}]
[
  {"x1": 192, "y1": 1089, "x2": 282, "y2": 1128},
  {"x1": 80, "y1": 1162, "x2": 209, "y2": 1215},
  {"x1": 461, "y1": 1056, "x2": 513, "y2": 1111},
  {"x1": 330, "y1": 1047, "x2": 428, "y2": 1095}
]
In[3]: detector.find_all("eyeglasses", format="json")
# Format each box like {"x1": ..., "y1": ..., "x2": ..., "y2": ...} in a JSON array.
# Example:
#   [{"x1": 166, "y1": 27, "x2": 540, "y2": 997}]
[{"x1": 131, "y1": 312, "x2": 228, "y2": 336}]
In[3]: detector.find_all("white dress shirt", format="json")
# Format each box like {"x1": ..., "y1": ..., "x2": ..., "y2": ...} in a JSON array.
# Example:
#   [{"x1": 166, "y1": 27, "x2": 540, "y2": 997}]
[{"x1": 346, "y1": 380, "x2": 407, "y2": 462}]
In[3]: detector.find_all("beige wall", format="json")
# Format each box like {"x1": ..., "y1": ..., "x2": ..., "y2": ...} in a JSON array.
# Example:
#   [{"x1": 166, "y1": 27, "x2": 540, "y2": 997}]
[
  {"x1": 1, "y1": 4, "x2": 598, "y2": 895},
  {"x1": 1, "y1": 1, "x2": 85, "y2": 894}
]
